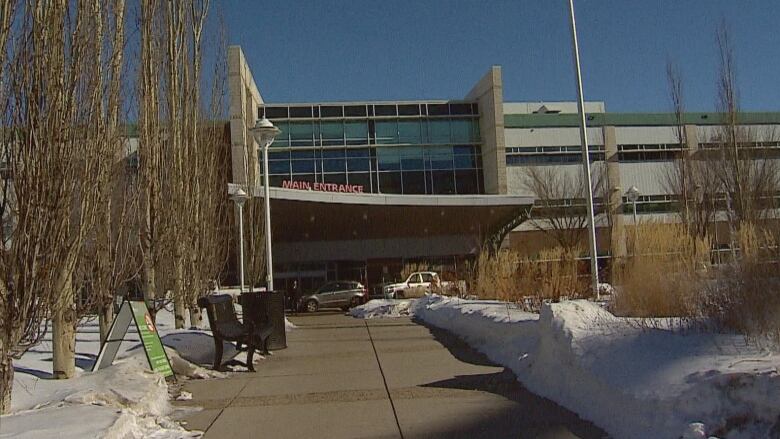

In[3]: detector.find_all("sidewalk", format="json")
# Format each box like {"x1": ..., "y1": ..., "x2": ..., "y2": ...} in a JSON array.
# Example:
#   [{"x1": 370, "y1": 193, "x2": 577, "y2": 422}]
[{"x1": 175, "y1": 312, "x2": 607, "y2": 438}]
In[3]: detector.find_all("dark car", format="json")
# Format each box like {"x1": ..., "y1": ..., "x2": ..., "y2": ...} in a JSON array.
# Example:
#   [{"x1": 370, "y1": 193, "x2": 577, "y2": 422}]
[{"x1": 299, "y1": 281, "x2": 367, "y2": 312}]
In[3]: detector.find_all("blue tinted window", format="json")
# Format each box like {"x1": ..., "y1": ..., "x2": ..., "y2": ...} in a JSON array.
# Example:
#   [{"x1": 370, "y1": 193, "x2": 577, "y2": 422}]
[
  {"x1": 375, "y1": 120, "x2": 398, "y2": 144},
  {"x1": 271, "y1": 121, "x2": 289, "y2": 147},
  {"x1": 428, "y1": 120, "x2": 450, "y2": 143},
  {"x1": 346, "y1": 148, "x2": 370, "y2": 171},
  {"x1": 291, "y1": 150, "x2": 315, "y2": 159},
  {"x1": 289, "y1": 122, "x2": 314, "y2": 147},
  {"x1": 377, "y1": 148, "x2": 400, "y2": 171},
  {"x1": 400, "y1": 147, "x2": 424, "y2": 170},
  {"x1": 450, "y1": 119, "x2": 472, "y2": 143},
  {"x1": 454, "y1": 153, "x2": 476, "y2": 169},
  {"x1": 426, "y1": 146, "x2": 453, "y2": 170},
  {"x1": 291, "y1": 159, "x2": 315, "y2": 173},
  {"x1": 471, "y1": 120, "x2": 480, "y2": 141},
  {"x1": 269, "y1": 160, "x2": 290, "y2": 174},
  {"x1": 398, "y1": 120, "x2": 422, "y2": 144},
  {"x1": 345, "y1": 121, "x2": 367, "y2": 143},
  {"x1": 347, "y1": 158, "x2": 370, "y2": 172}
]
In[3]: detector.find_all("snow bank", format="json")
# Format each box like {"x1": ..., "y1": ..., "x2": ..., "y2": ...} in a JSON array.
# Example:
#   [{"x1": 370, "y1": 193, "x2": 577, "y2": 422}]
[
  {"x1": 364, "y1": 295, "x2": 780, "y2": 439},
  {"x1": 3, "y1": 308, "x2": 237, "y2": 438},
  {"x1": 349, "y1": 299, "x2": 416, "y2": 319},
  {"x1": 2, "y1": 352, "x2": 200, "y2": 438}
]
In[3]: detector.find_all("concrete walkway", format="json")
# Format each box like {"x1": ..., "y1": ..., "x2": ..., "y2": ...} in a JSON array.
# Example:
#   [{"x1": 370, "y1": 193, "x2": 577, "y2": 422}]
[{"x1": 176, "y1": 312, "x2": 608, "y2": 439}]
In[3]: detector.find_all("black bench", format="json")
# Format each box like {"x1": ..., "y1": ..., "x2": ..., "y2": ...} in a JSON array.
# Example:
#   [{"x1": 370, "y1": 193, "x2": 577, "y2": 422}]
[{"x1": 197, "y1": 294, "x2": 273, "y2": 371}]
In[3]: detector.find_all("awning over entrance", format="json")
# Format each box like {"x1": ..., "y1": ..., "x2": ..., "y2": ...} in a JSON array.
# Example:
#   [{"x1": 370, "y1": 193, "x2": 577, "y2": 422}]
[
  {"x1": 228, "y1": 184, "x2": 534, "y2": 263},
  {"x1": 258, "y1": 187, "x2": 534, "y2": 243}
]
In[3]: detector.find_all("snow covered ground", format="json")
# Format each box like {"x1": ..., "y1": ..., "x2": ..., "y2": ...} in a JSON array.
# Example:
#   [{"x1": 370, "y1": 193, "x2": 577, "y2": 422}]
[
  {"x1": 351, "y1": 296, "x2": 780, "y2": 439},
  {"x1": 2, "y1": 294, "x2": 297, "y2": 438}
]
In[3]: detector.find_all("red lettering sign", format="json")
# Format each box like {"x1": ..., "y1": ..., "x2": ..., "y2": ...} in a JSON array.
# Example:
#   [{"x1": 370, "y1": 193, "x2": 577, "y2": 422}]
[{"x1": 282, "y1": 180, "x2": 364, "y2": 194}]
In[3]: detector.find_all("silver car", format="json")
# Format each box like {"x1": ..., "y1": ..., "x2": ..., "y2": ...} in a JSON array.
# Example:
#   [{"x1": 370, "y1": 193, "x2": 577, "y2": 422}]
[{"x1": 299, "y1": 281, "x2": 367, "y2": 312}]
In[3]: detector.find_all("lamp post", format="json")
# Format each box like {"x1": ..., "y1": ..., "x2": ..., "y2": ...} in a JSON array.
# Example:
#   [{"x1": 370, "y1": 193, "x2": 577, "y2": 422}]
[
  {"x1": 230, "y1": 188, "x2": 249, "y2": 294},
  {"x1": 568, "y1": 0, "x2": 600, "y2": 299},
  {"x1": 251, "y1": 117, "x2": 281, "y2": 291},
  {"x1": 626, "y1": 186, "x2": 640, "y2": 251}
]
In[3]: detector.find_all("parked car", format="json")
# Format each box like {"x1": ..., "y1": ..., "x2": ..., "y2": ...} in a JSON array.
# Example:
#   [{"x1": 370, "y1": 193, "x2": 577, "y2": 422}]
[
  {"x1": 383, "y1": 272, "x2": 451, "y2": 299},
  {"x1": 299, "y1": 281, "x2": 367, "y2": 312}
]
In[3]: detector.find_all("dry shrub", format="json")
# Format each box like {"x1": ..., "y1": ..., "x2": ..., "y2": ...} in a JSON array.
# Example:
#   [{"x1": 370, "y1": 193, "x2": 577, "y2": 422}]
[
  {"x1": 471, "y1": 246, "x2": 587, "y2": 308},
  {"x1": 700, "y1": 224, "x2": 780, "y2": 341},
  {"x1": 472, "y1": 250, "x2": 521, "y2": 301},
  {"x1": 520, "y1": 247, "x2": 587, "y2": 303},
  {"x1": 615, "y1": 223, "x2": 710, "y2": 318}
]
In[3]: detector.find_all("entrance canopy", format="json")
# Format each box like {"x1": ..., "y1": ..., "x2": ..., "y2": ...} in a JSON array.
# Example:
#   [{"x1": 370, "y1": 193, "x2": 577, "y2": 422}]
[
  {"x1": 255, "y1": 187, "x2": 533, "y2": 242},
  {"x1": 228, "y1": 184, "x2": 534, "y2": 263}
]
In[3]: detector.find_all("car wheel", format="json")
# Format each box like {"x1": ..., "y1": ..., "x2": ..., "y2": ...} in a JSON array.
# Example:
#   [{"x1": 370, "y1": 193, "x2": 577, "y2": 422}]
[
  {"x1": 305, "y1": 299, "x2": 319, "y2": 313},
  {"x1": 396, "y1": 291, "x2": 405, "y2": 299},
  {"x1": 349, "y1": 296, "x2": 361, "y2": 309}
]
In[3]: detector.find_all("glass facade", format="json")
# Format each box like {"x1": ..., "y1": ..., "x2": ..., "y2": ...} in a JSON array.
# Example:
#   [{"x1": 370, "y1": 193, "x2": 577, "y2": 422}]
[{"x1": 261, "y1": 102, "x2": 483, "y2": 195}]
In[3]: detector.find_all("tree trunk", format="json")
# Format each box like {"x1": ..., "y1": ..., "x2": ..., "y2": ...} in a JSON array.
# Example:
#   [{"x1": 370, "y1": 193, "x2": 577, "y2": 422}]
[
  {"x1": 173, "y1": 254, "x2": 186, "y2": 329},
  {"x1": 188, "y1": 304, "x2": 202, "y2": 329},
  {"x1": 98, "y1": 302, "x2": 115, "y2": 345},
  {"x1": 174, "y1": 294, "x2": 186, "y2": 329},
  {"x1": 142, "y1": 244, "x2": 156, "y2": 322},
  {"x1": 0, "y1": 351, "x2": 12, "y2": 414},
  {"x1": 52, "y1": 281, "x2": 76, "y2": 379}
]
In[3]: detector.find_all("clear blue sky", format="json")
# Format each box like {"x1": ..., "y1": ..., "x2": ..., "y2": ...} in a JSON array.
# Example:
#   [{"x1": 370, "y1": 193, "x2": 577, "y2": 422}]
[{"x1": 221, "y1": 0, "x2": 780, "y2": 112}]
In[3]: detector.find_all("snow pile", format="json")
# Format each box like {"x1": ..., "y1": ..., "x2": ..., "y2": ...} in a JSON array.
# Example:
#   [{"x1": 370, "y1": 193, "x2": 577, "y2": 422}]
[
  {"x1": 3, "y1": 308, "x2": 242, "y2": 438},
  {"x1": 285, "y1": 317, "x2": 297, "y2": 332},
  {"x1": 2, "y1": 352, "x2": 200, "y2": 439},
  {"x1": 388, "y1": 295, "x2": 780, "y2": 439},
  {"x1": 349, "y1": 299, "x2": 416, "y2": 319}
]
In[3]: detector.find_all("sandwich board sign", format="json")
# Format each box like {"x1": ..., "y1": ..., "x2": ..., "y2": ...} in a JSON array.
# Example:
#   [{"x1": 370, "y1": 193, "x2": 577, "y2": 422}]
[{"x1": 93, "y1": 299, "x2": 175, "y2": 379}]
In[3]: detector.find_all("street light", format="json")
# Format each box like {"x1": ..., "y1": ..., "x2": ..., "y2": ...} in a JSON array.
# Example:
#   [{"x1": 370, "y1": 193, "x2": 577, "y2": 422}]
[
  {"x1": 230, "y1": 188, "x2": 249, "y2": 294},
  {"x1": 568, "y1": 0, "x2": 600, "y2": 299},
  {"x1": 625, "y1": 186, "x2": 640, "y2": 251},
  {"x1": 251, "y1": 117, "x2": 281, "y2": 291}
]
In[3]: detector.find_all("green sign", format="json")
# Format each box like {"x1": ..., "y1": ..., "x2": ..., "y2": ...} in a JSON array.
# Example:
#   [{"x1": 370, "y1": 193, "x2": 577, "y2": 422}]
[
  {"x1": 94, "y1": 300, "x2": 175, "y2": 379},
  {"x1": 129, "y1": 301, "x2": 174, "y2": 378}
]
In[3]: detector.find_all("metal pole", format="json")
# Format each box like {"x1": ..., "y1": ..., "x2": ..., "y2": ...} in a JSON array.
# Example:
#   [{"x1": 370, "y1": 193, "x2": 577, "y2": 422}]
[
  {"x1": 238, "y1": 203, "x2": 245, "y2": 294},
  {"x1": 262, "y1": 142, "x2": 274, "y2": 291},
  {"x1": 568, "y1": 0, "x2": 600, "y2": 299},
  {"x1": 632, "y1": 200, "x2": 638, "y2": 250}
]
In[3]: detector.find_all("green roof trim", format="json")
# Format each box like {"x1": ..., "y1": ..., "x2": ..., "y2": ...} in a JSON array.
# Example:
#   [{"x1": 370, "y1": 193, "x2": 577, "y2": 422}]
[{"x1": 504, "y1": 112, "x2": 780, "y2": 128}]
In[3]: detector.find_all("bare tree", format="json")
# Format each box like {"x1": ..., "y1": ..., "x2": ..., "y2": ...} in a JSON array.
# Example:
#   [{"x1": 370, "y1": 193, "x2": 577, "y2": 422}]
[
  {"x1": 662, "y1": 60, "x2": 720, "y2": 242},
  {"x1": 711, "y1": 21, "x2": 779, "y2": 242},
  {"x1": 138, "y1": 0, "x2": 169, "y2": 315},
  {"x1": 522, "y1": 163, "x2": 608, "y2": 252},
  {"x1": 0, "y1": 0, "x2": 125, "y2": 394}
]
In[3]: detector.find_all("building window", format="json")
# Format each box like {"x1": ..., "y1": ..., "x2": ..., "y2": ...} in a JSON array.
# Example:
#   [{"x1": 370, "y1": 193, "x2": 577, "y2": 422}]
[
  {"x1": 322, "y1": 149, "x2": 346, "y2": 173},
  {"x1": 428, "y1": 120, "x2": 450, "y2": 144},
  {"x1": 260, "y1": 101, "x2": 482, "y2": 195},
  {"x1": 455, "y1": 169, "x2": 479, "y2": 194},
  {"x1": 398, "y1": 120, "x2": 423, "y2": 144},
  {"x1": 345, "y1": 121, "x2": 368, "y2": 145},
  {"x1": 431, "y1": 170, "x2": 456, "y2": 194},
  {"x1": 320, "y1": 121, "x2": 344, "y2": 145},
  {"x1": 375, "y1": 120, "x2": 398, "y2": 144},
  {"x1": 379, "y1": 172, "x2": 402, "y2": 193},
  {"x1": 323, "y1": 173, "x2": 347, "y2": 184},
  {"x1": 402, "y1": 171, "x2": 426, "y2": 194},
  {"x1": 289, "y1": 121, "x2": 315, "y2": 147}
]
